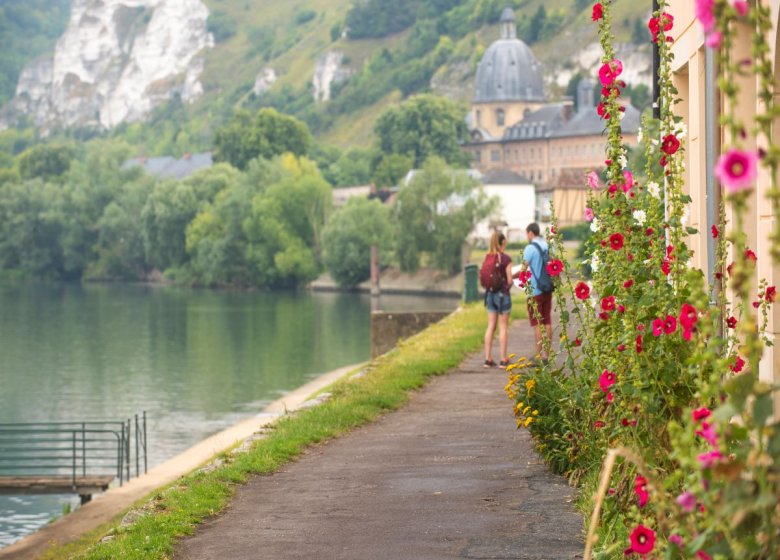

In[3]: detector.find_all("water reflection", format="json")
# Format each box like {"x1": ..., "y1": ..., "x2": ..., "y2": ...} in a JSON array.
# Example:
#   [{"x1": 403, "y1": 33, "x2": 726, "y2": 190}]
[{"x1": 0, "y1": 283, "x2": 457, "y2": 547}]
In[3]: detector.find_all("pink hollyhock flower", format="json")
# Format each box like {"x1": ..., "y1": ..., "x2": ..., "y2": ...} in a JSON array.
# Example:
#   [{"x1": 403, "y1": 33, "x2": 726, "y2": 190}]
[
  {"x1": 731, "y1": 356, "x2": 745, "y2": 373},
  {"x1": 599, "y1": 369, "x2": 616, "y2": 392},
  {"x1": 705, "y1": 30, "x2": 722, "y2": 48},
  {"x1": 715, "y1": 148, "x2": 759, "y2": 192},
  {"x1": 584, "y1": 207, "x2": 594, "y2": 222},
  {"x1": 695, "y1": 0, "x2": 716, "y2": 31},
  {"x1": 697, "y1": 551, "x2": 713, "y2": 560},
  {"x1": 662, "y1": 134, "x2": 681, "y2": 155},
  {"x1": 680, "y1": 303, "x2": 698, "y2": 330},
  {"x1": 692, "y1": 407, "x2": 711, "y2": 422},
  {"x1": 623, "y1": 169, "x2": 634, "y2": 188},
  {"x1": 546, "y1": 259, "x2": 564, "y2": 276},
  {"x1": 669, "y1": 534, "x2": 684, "y2": 548},
  {"x1": 601, "y1": 296, "x2": 616, "y2": 312},
  {"x1": 609, "y1": 233, "x2": 624, "y2": 250},
  {"x1": 711, "y1": 224, "x2": 719, "y2": 238},
  {"x1": 697, "y1": 450, "x2": 724, "y2": 468},
  {"x1": 606, "y1": 392, "x2": 614, "y2": 403},
  {"x1": 696, "y1": 422, "x2": 718, "y2": 446},
  {"x1": 592, "y1": 2, "x2": 604, "y2": 21},
  {"x1": 598, "y1": 60, "x2": 623, "y2": 87},
  {"x1": 766, "y1": 286, "x2": 776, "y2": 302},
  {"x1": 663, "y1": 315, "x2": 677, "y2": 334},
  {"x1": 732, "y1": 0, "x2": 749, "y2": 16},
  {"x1": 628, "y1": 525, "x2": 656, "y2": 555},
  {"x1": 676, "y1": 491, "x2": 697, "y2": 512},
  {"x1": 575, "y1": 281, "x2": 590, "y2": 300},
  {"x1": 652, "y1": 318, "x2": 664, "y2": 337},
  {"x1": 587, "y1": 171, "x2": 600, "y2": 189}
]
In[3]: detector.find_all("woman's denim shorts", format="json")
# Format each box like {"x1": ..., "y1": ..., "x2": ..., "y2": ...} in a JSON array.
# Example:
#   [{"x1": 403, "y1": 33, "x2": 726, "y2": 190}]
[{"x1": 485, "y1": 290, "x2": 512, "y2": 315}]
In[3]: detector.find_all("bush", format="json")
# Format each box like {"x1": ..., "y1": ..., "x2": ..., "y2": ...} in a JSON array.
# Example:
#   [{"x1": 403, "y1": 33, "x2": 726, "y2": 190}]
[
  {"x1": 294, "y1": 10, "x2": 316, "y2": 25},
  {"x1": 207, "y1": 11, "x2": 237, "y2": 43}
]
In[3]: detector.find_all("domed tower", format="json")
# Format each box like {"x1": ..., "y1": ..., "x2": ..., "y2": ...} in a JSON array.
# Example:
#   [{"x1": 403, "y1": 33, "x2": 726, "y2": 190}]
[{"x1": 471, "y1": 7, "x2": 546, "y2": 139}]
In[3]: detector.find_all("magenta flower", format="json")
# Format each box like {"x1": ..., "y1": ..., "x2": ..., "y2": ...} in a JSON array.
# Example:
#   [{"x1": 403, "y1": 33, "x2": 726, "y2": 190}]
[
  {"x1": 598, "y1": 60, "x2": 623, "y2": 87},
  {"x1": 587, "y1": 171, "x2": 600, "y2": 189},
  {"x1": 669, "y1": 534, "x2": 684, "y2": 548},
  {"x1": 599, "y1": 369, "x2": 616, "y2": 392},
  {"x1": 584, "y1": 207, "x2": 595, "y2": 222},
  {"x1": 696, "y1": 422, "x2": 718, "y2": 447},
  {"x1": 652, "y1": 318, "x2": 664, "y2": 337},
  {"x1": 676, "y1": 491, "x2": 696, "y2": 512},
  {"x1": 697, "y1": 450, "x2": 724, "y2": 468},
  {"x1": 695, "y1": 0, "x2": 715, "y2": 31},
  {"x1": 733, "y1": 0, "x2": 749, "y2": 16},
  {"x1": 715, "y1": 148, "x2": 758, "y2": 192},
  {"x1": 705, "y1": 30, "x2": 722, "y2": 48}
]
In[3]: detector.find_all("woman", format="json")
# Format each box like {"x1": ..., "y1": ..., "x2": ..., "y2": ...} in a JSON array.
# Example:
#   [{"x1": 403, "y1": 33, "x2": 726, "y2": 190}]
[{"x1": 483, "y1": 231, "x2": 513, "y2": 368}]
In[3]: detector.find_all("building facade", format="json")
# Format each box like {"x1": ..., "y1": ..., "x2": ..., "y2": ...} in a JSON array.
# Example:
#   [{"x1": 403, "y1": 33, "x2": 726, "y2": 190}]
[
  {"x1": 464, "y1": 7, "x2": 640, "y2": 188},
  {"x1": 669, "y1": 0, "x2": 780, "y2": 394}
]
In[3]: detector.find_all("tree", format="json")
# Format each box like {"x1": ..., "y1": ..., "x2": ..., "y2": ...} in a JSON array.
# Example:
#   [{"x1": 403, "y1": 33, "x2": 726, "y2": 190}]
[
  {"x1": 17, "y1": 143, "x2": 76, "y2": 181},
  {"x1": 328, "y1": 148, "x2": 375, "y2": 187},
  {"x1": 323, "y1": 197, "x2": 393, "y2": 287},
  {"x1": 394, "y1": 157, "x2": 496, "y2": 274},
  {"x1": 374, "y1": 95, "x2": 470, "y2": 168},
  {"x1": 372, "y1": 153, "x2": 414, "y2": 188},
  {"x1": 213, "y1": 108, "x2": 312, "y2": 171}
]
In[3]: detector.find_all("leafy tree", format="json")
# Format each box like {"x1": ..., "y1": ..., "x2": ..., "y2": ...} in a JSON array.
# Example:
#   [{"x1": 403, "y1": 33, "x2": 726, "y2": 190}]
[
  {"x1": 323, "y1": 197, "x2": 393, "y2": 287},
  {"x1": 17, "y1": 143, "x2": 77, "y2": 181},
  {"x1": 213, "y1": 108, "x2": 312, "y2": 171},
  {"x1": 328, "y1": 148, "x2": 376, "y2": 187},
  {"x1": 345, "y1": 0, "x2": 417, "y2": 39},
  {"x1": 632, "y1": 17, "x2": 648, "y2": 45},
  {"x1": 626, "y1": 83, "x2": 651, "y2": 110},
  {"x1": 374, "y1": 95, "x2": 470, "y2": 168},
  {"x1": 372, "y1": 154, "x2": 414, "y2": 188},
  {"x1": 394, "y1": 157, "x2": 496, "y2": 274}
]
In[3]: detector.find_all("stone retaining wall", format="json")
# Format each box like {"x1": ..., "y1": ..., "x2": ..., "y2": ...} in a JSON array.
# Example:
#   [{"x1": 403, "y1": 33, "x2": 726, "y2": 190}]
[{"x1": 371, "y1": 311, "x2": 451, "y2": 357}]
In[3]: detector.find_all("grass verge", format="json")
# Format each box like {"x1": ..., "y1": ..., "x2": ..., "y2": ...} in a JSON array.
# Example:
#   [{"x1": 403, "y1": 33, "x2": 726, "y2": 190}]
[{"x1": 43, "y1": 298, "x2": 526, "y2": 559}]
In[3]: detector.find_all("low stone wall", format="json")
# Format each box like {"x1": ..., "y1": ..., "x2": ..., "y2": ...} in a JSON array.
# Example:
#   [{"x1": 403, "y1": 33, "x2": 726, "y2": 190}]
[{"x1": 371, "y1": 311, "x2": 452, "y2": 358}]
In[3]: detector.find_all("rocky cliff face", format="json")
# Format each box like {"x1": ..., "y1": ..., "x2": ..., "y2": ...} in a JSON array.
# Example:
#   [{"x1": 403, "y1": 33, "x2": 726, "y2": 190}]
[{"x1": 1, "y1": 0, "x2": 213, "y2": 131}]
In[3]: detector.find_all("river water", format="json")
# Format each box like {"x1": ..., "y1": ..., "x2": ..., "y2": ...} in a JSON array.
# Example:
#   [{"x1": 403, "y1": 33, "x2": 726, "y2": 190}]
[{"x1": 0, "y1": 282, "x2": 458, "y2": 548}]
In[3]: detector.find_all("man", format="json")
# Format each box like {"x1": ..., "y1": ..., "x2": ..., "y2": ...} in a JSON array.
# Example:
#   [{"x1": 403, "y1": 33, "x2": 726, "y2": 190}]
[{"x1": 522, "y1": 223, "x2": 553, "y2": 361}]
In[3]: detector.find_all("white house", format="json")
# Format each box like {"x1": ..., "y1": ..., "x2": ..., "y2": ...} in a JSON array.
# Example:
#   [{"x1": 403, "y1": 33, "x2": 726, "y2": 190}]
[{"x1": 472, "y1": 168, "x2": 536, "y2": 245}]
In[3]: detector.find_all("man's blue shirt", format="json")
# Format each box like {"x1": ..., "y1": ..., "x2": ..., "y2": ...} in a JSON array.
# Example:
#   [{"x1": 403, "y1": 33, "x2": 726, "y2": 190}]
[{"x1": 523, "y1": 237, "x2": 549, "y2": 296}]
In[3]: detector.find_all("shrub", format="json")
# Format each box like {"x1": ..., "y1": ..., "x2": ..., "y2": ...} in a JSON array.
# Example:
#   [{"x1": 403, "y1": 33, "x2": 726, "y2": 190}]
[{"x1": 207, "y1": 11, "x2": 237, "y2": 43}]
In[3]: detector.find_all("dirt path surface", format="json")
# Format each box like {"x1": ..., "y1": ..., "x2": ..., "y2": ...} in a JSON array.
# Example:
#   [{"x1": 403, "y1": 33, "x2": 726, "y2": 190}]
[{"x1": 176, "y1": 321, "x2": 583, "y2": 560}]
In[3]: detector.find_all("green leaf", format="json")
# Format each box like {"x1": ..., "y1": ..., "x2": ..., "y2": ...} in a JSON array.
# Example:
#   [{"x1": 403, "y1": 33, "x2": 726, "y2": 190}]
[{"x1": 753, "y1": 392, "x2": 773, "y2": 427}]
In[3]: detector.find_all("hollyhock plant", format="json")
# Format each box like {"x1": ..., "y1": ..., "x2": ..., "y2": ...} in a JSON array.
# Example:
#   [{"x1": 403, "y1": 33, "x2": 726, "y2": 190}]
[
  {"x1": 587, "y1": 171, "x2": 600, "y2": 189},
  {"x1": 697, "y1": 450, "x2": 724, "y2": 469},
  {"x1": 546, "y1": 260, "x2": 564, "y2": 276},
  {"x1": 584, "y1": 207, "x2": 595, "y2": 222},
  {"x1": 731, "y1": 356, "x2": 745, "y2": 373},
  {"x1": 623, "y1": 279, "x2": 634, "y2": 289},
  {"x1": 732, "y1": 0, "x2": 749, "y2": 16},
  {"x1": 609, "y1": 233, "x2": 624, "y2": 250},
  {"x1": 676, "y1": 491, "x2": 697, "y2": 512},
  {"x1": 726, "y1": 316, "x2": 737, "y2": 329},
  {"x1": 663, "y1": 315, "x2": 677, "y2": 334},
  {"x1": 634, "y1": 475, "x2": 649, "y2": 507},
  {"x1": 714, "y1": 148, "x2": 759, "y2": 192},
  {"x1": 711, "y1": 224, "x2": 719, "y2": 238},
  {"x1": 705, "y1": 30, "x2": 722, "y2": 48},
  {"x1": 652, "y1": 318, "x2": 664, "y2": 337},
  {"x1": 591, "y1": 2, "x2": 603, "y2": 21},
  {"x1": 765, "y1": 286, "x2": 776, "y2": 302},
  {"x1": 692, "y1": 407, "x2": 711, "y2": 422},
  {"x1": 598, "y1": 59, "x2": 623, "y2": 87},
  {"x1": 696, "y1": 422, "x2": 718, "y2": 446},
  {"x1": 661, "y1": 134, "x2": 681, "y2": 155},
  {"x1": 601, "y1": 296, "x2": 616, "y2": 312},
  {"x1": 695, "y1": 0, "x2": 716, "y2": 31}
]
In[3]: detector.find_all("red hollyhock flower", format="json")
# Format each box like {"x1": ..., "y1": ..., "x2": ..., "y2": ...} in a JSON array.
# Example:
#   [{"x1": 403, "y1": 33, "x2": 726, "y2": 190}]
[
  {"x1": 597, "y1": 103, "x2": 609, "y2": 119},
  {"x1": 634, "y1": 475, "x2": 649, "y2": 507},
  {"x1": 711, "y1": 224, "x2": 719, "y2": 238},
  {"x1": 766, "y1": 286, "x2": 776, "y2": 302},
  {"x1": 731, "y1": 356, "x2": 745, "y2": 373},
  {"x1": 599, "y1": 369, "x2": 616, "y2": 392},
  {"x1": 574, "y1": 338, "x2": 582, "y2": 347},
  {"x1": 680, "y1": 303, "x2": 698, "y2": 329},
  {"x1": 594, "y1": 420, "x2": 605, "y2": 428},
  {"x1": 753, "y1": 300, "x2": 761, "y2": 309},
  {"x1": 636, "y1": 335, "x2": 643, "y2": 353},
  {"x1": 629, "y1": 525, "x2": 656, "y2": 555},
  {"x1": 575, "y1": 281, "x2": 590, "y2": 300},
  {"x1": 601, "y1": 296, "x2": 616, "y2": 312},
  {"x1": 661, "y1": 260, "x2": 671, "y2": 275},
  {"x1": 606, "y1": 392, "x2": 614, "y2": 403},
  {"x1": 599, "y1": 311, "x2": 610, "y2": 321},
  {"x1": 609, "y1": 233, "x2": 624, "y2": 250},
  {"x1": 592, "y1": 2, "x2": 604, "y2": 21},
  {"x1": 623, "y1": 279, "x2": 634, "y2": 289},
  {"x1": 726, "y1": 316, "x2": 737, "y2": 329},
  {"x1": 652, "y1": 318, "x2": 664, "y2": 337},
  {"x1": 546, "y1": 259, "x2": 564, "y2": 276},
  {"x1": 692, "y1": 407, "x2": 711, "y2": 422},
  {"x1": 617, "y1": 344, "x2": 626, "y2": 352},
  {"x1": 745, "y1": 248, "x2": 757, "y2": 263},
  {"x1": 664, "y1": 315, "x2": 677, "y2": 334},
  {"x1": 696, "y1": 552, "x2": 713, "y2": 560},
  {"x1": 660, "y1": 155, "x2": 668, "y2": 167},
  {"x1": 645, "y1": 227, "x2": 654, "y2": 237},
  {"x1": 618, "y1": 304, "x2": 625, "y2": 313}
]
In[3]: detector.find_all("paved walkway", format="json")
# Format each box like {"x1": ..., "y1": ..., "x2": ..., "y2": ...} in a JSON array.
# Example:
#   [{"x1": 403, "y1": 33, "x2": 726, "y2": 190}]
[{"x1": 176, "y1": 321, "x2": 583, "y2": 560}]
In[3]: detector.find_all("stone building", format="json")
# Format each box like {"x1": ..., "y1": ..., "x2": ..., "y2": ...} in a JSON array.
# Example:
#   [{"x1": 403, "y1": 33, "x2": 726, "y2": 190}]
[
  {"x1": 669, "y1": 0, "x2": 780, "y2": 396},
  {"x1": 464, "y1": 7, "x2": 640, "y2": 193}
]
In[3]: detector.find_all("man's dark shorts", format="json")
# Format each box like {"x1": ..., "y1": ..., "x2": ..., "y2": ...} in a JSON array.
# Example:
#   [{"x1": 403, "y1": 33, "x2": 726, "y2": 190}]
[{"x1": 528, "y1": 292, "x2": 552, "y2": 326}]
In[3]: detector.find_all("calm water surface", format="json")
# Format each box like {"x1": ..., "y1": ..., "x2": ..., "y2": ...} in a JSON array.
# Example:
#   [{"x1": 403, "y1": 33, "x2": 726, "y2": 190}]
[{"x1": 0, "y1": 283, "x2": 457, "y2": 547}]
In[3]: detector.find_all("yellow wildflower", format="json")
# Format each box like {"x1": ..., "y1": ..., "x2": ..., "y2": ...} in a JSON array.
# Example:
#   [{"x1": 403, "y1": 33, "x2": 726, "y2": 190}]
[
  {"x1": 524, "y1": 416, "x2": 533, "y2": 427},
  {"x1": 532, "y1": 410, "x2": 539, "y2": 416}
]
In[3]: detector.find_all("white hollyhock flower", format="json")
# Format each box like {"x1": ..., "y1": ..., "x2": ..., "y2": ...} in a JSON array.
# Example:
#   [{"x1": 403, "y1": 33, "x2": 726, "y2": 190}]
[
  {"x1": 647, "y1": 181, "x2": 661, "y2": 198},
  {"x1": 590, "y1": 217, "x2": 600, "y2": 232},
  {"x1": 681, "y1": 206, "x2": 690, "y2": 228},
  {"x1": 633, "y1": 210, "x2": 647, "y2": 225},
  {"x1": 637, "y1": 127, "x2": 643, "y2": 143},
  {"x1": 591, "y1": 253, "x2": 600, "y2": 272},
  {"x1": 618, "y1": 153, "x2": 628, "y2": 169}
]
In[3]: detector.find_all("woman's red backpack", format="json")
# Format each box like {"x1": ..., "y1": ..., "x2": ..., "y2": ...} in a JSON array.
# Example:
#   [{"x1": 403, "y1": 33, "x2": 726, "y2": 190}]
[{"x1": 480, "y1": 254, "x2": 505, "y2": 292}]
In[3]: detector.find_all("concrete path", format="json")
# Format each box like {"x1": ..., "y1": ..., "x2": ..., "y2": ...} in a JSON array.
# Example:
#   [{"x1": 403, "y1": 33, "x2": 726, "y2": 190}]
[{"x1": 176, "y1": 321, "x2": 583, "y2": 560}]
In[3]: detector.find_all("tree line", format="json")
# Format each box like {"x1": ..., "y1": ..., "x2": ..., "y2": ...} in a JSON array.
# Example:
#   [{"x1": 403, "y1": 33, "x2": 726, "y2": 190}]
[{"x1": 0, "y1": 96, "x2": 494, "y2": 288}]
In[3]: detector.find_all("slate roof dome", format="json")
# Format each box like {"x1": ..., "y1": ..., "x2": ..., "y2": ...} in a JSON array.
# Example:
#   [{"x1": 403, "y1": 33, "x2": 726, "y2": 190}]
[{"x1": 474, "y1": 7, "x2": 545, "y2": 104}]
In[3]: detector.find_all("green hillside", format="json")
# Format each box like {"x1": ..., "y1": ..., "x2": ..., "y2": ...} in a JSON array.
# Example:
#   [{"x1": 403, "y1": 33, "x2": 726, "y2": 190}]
[{"x1": 0, "y1": 0, "x2": 648, "y2": 155}]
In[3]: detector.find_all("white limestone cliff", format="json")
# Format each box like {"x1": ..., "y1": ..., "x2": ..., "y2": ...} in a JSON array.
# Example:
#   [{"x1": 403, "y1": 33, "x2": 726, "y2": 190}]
[
  {"x1": 312, "y1": 51, "x2": 351, "y2": 103},
  {"x1": 1, "y1": 0, "x2": 213, "y2": 130}
]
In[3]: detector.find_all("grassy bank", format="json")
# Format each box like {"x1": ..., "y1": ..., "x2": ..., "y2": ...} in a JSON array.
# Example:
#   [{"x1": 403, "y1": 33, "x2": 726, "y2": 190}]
[{"x1": 43, "y1": 298, "x2": 525, "y2": 559}]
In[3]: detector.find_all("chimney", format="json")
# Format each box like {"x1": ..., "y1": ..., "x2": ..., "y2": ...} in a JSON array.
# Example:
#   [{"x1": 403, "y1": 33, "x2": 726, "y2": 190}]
[
  {"x1": 577, "y1": 78, "x2": 595, "y2": 113},
  {"x1": 561, "y1": 96, "x2": 574, "y2": 121}
]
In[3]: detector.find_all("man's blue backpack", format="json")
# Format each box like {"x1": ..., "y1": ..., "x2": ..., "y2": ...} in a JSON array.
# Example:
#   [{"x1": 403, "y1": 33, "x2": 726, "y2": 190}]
[{"x1": 528, "y1": 241, "x2": 554, "y2": 294}]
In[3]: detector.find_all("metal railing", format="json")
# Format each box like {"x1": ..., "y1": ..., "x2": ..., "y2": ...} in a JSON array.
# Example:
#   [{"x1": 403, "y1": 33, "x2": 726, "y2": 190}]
[{"x1": 0, "y1": 412, "x2": 148, "y2": 487}]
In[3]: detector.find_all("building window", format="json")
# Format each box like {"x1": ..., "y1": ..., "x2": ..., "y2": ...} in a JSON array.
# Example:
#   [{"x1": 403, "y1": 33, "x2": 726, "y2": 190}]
[
  {"x1": 496, "y1": 108, "x2": 505, "y2": 126},
  {"x1": 538, "y1": 170, "x2": 543, "y2": 181},
  {"x1": 474, "y1": 150, "x2": 482, "y2": 163},
  {"x1": 491, "y1": 150, "x2": 501, "y2": 162},
  {"x1": 476, "y1": 110, "x2": 482, "y2": 127},
  {"x1": 521, "y1": 147, "x2": 526, "y2": 162},
  {"x1": 514, "y1": 148, "x2": 518, "y2": 160}
]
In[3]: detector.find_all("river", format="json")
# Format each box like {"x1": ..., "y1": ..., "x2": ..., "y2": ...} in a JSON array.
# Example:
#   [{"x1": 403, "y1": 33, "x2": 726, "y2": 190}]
[{"x1": 0, "y1": 282, "x2": 458, "y2": 548}]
